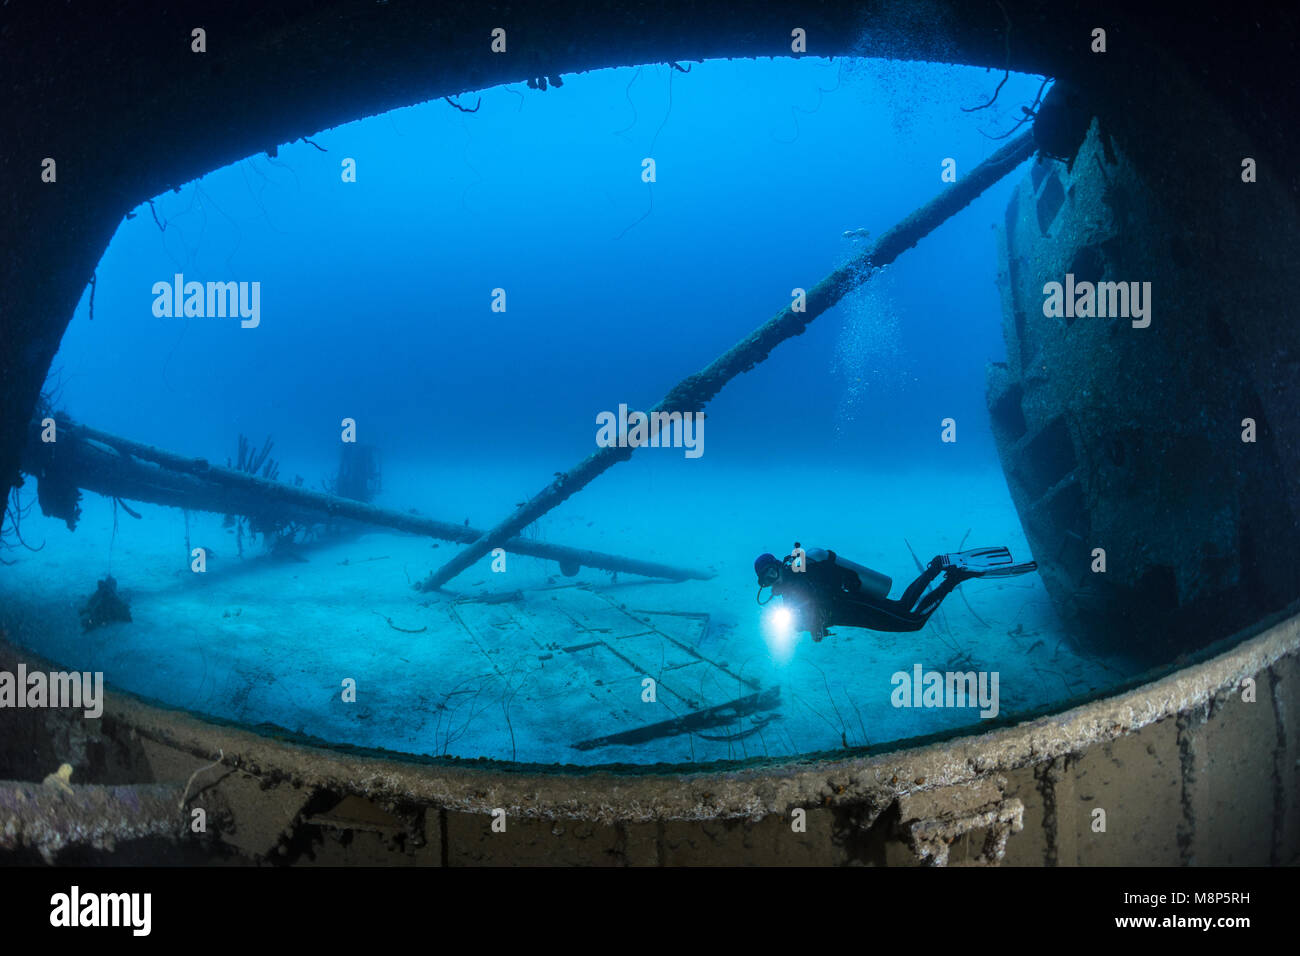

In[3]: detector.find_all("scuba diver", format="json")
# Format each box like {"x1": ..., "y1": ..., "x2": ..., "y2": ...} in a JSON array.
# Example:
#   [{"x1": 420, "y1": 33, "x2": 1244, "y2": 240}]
[{"x1": 754, "y1": 544, "x2": 1037, "y2": 641}]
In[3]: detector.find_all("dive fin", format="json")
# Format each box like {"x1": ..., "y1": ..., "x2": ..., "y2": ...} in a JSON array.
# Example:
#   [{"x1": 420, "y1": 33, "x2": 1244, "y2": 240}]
[
  {"x1": 940, "y1": 546, "x2": 1036, "y2": 578},
  {"x1": 979, "y1": 560, "x2": 1037, "y2": 578}
]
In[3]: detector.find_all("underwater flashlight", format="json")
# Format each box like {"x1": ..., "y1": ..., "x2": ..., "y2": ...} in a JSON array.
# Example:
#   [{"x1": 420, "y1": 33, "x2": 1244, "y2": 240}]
[{"x1": 762, "y1": 604, "x2": 798, "y2": 663}]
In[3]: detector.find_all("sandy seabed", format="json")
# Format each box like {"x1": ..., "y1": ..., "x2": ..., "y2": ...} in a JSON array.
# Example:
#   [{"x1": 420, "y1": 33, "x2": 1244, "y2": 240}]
[{"x1": 0, "y1": 454, "x2": 1136, "y2": 766}]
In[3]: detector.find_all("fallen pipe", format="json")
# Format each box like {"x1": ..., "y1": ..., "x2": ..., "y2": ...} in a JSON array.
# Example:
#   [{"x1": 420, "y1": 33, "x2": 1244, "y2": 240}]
[
  {"x1": 23, "y1": 417, "x2": 713, "y2": 583},
  {"x1": 419, "y1": 131, "x2": 1038, "y2": 590}
]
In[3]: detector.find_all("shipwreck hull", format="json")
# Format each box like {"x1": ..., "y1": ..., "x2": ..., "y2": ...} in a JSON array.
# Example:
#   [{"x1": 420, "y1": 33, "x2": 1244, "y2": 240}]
[
  {"x1": 4, "y1": 3, "x2": 1300, "y2": 865},
  {"x1": 987, "y1": 88, "x2": 1300, "y2": 657}
]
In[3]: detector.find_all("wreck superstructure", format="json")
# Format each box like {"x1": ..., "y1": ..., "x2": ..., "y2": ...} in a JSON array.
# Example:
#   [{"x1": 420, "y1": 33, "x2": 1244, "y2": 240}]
[{"x1": 2, "y1": 2, "x2": 1298, "y2": 865}]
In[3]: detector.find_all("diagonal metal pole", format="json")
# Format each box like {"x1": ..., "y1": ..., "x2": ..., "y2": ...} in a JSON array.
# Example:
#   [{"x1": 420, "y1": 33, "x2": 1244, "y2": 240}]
[{"x1": 418, "y1": 131, "x2": 1036, "y2": 591}]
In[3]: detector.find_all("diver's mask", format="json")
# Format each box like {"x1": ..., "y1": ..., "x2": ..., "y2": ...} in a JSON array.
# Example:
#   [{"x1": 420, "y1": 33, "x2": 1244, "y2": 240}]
[{"x1": 754, "y1": 553, "x2": 783, "y2": 589}]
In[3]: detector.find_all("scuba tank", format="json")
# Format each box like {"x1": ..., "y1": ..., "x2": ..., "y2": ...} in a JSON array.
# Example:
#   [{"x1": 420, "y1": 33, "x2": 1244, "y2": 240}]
[{"x1": 806, "y1": 547, "x2": 892, "y2": 599}]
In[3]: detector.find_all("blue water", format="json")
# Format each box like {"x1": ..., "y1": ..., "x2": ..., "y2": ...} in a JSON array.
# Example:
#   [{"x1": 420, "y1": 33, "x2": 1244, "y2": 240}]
[
  {"x1": 52, "y1": 57, "x2": 1039, "y2": 468},
  {"x1": 1, "y1": 58, "x2": 1137, "y2": 765}
]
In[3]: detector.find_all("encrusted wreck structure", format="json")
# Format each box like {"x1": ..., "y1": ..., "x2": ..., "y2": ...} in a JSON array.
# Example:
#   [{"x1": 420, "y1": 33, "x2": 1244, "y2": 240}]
[
  {"x1": 988, "y1": 78, "x2": 1300, "y2": 657},
  {"x1": 2, "y1": 2, "x2": 1298, "y2": 866}
]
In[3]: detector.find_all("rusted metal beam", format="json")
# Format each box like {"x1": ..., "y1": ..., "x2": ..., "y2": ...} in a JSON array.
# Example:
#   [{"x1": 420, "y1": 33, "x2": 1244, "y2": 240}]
[
  {"x1": 23, "y1": 417, "x2": 712, "y2": 584},
  {"x1": 0, "y1": 780, "x2": 183, "y2": 863}
]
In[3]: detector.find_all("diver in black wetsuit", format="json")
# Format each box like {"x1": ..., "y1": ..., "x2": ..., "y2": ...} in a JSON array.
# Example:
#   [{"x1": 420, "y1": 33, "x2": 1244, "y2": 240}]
[{"x1": 754, "y1": 545, "x2": 1037, "y2": 640}]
